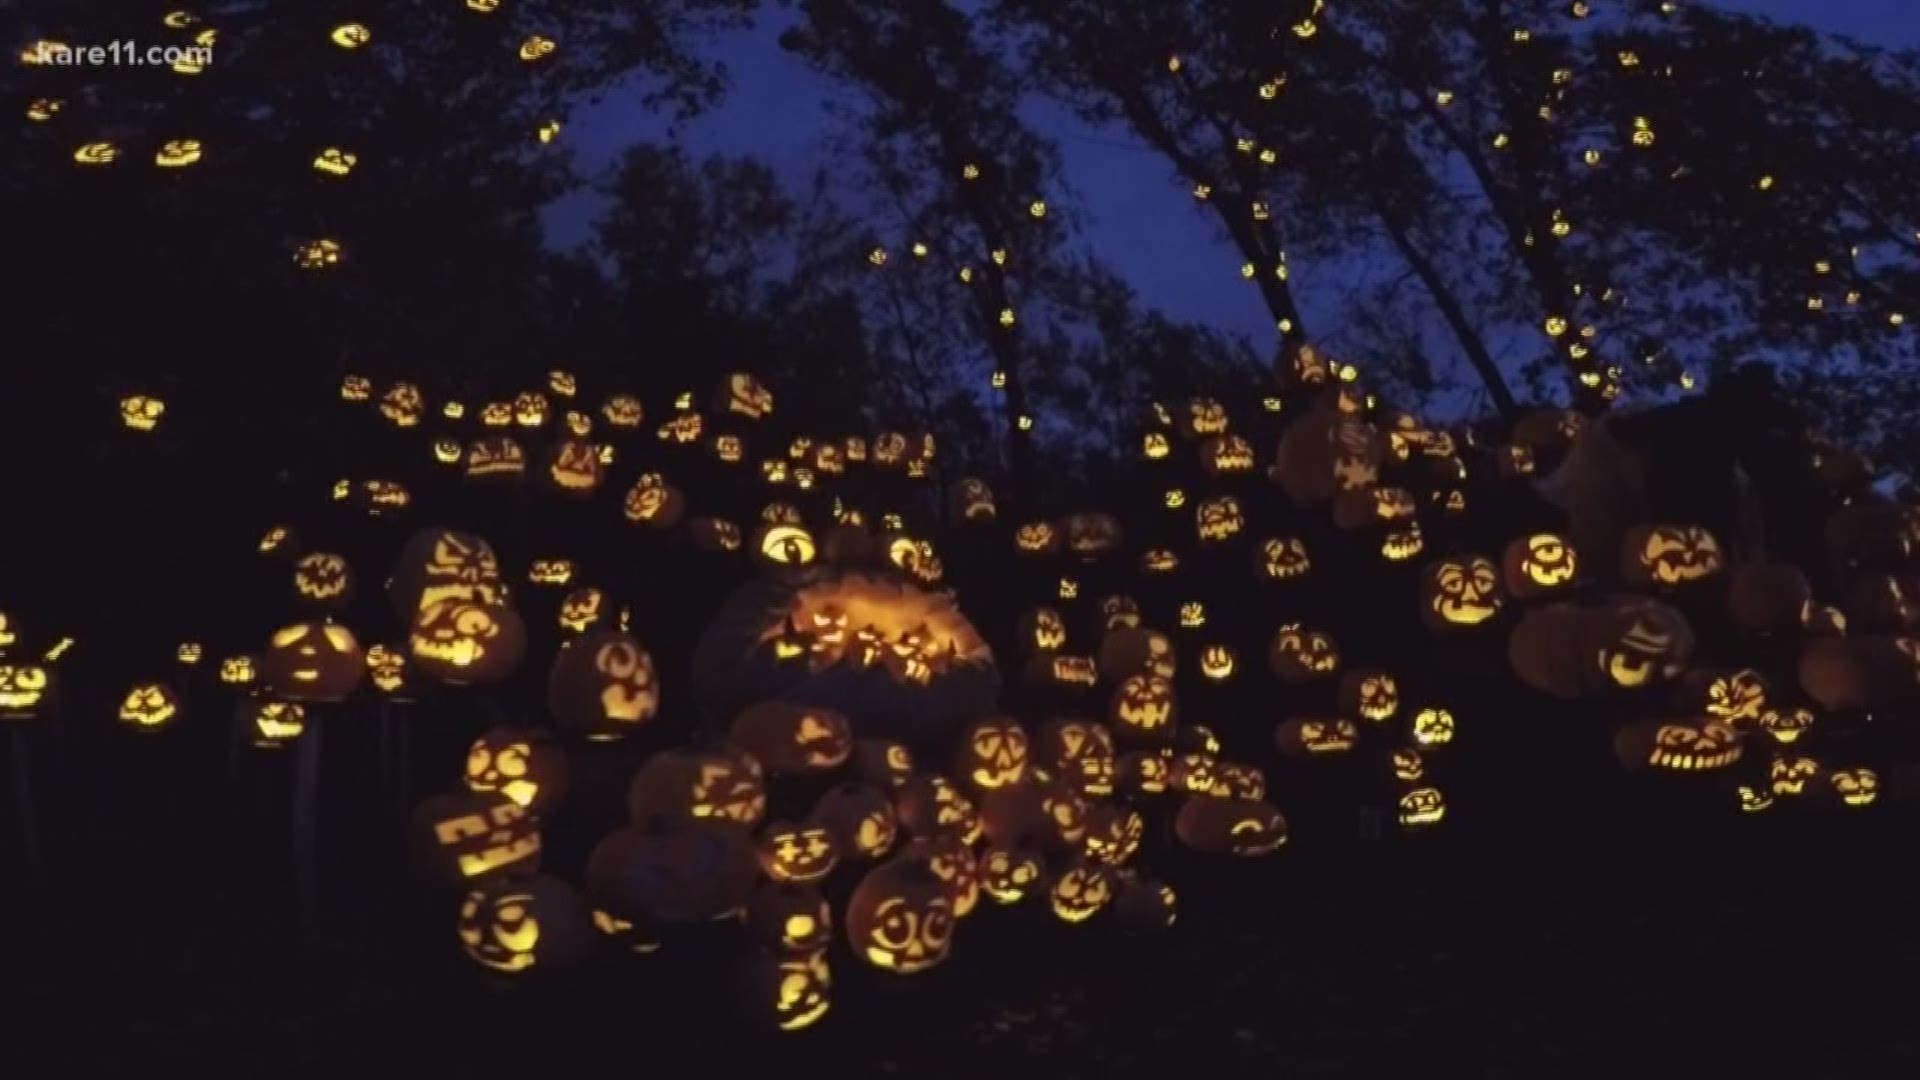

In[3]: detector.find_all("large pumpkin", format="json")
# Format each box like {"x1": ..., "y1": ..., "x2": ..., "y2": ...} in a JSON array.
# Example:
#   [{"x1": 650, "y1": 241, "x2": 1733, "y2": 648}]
[{"x1": 690, "y1": 568, "x2": 998, "y2": 745}]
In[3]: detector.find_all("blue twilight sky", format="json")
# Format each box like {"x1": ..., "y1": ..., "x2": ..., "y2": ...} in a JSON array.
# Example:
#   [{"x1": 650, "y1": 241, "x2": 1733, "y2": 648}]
[{"x1": 546, "y1": 1, "x2": 1920, "y2": 365}]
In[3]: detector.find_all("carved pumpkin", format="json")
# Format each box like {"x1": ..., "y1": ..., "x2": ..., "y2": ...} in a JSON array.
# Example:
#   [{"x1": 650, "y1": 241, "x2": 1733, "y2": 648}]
[
  {"x1": 728, "y1": 702, "x2": 854, "y2": 775},
  {"x1": 263, "y1": 622, "x2": 364, "y2": 702},
  {"x1": 410, "y1": 791, "x2": 541, "y2": 886},
  {"x1": 1081, "y1": 805, "x2": 1144, "y2": 867},
  {"x1": 464, "y1": 729, "x2": 568, "y2": 817},
  {"x1": 1195, "y1": 496, "x2": 1246, "y2": 544},
  {"x1": 846, "y1": 855, "x2": 955, "y2": 974},
  {"x1": 1275, "y1": 716, "x2": 1359, "y2": 758},
  {"x1": 457, "y1": 876, "x2": 590, "y2": 975},
  {"x1": 894, "y1": 775, "x2": 981, "y2": 843},
  {"x1": 1173, "y1": 797, "x2": 1288, "y2": 855},
  {"x1": 1589, "y1": 598, "x2": 1694, "y2": 691},
  {"x1": 690, "y1": 568, "x2": 997, "y2": 745},
  {"x1": 1256, "y1": 536, "x2": 1312, "y2": 582},
  {"x1": 1671, "y1": 668, "x2": 1769, "y2": 726},
  {"x1": 389, "y1": 529, "x2": 507, "y2": 618},
  {"x1": 628, "y1": 748, "x2": 766, "y2": 828},
  {"x1": 543, "y1": 438, "x2": 606, "y2": 496},
  {"x1": 1620, "y1": 525, "x2": 1725, "y2": 588},
  {"x1": 1421, "y1": 555, "x2": 1504, "y2": 631},
  {"x1": 1338, "y1": 669, "x2": 1400, "y2": 723},
  {"x1": 1397, "y1": 787, "x2": 1447, "y2": 827},
  {"x1": 1050, "y1": 860, "x2": 1116, "y2": 924},
  {"x1": 1108, "y1": 674, "x2": 1177, "y2": 745},
  {"x1": 979, "y1": 845, "x2": 1046, "y2": 905},
  {"x1": 1269, "y1": 624, "x2": 1340, "y2": 682},
  {"x1": 757, "y1": 820, "x2": 840, "y2": 884},
  {"x1": 954, "y1": 716, "x2": 1029, "y2": 791},
  {"x1": 292, "y1": 552, "x2": 355, "y2": 611},
  {"x1": 621, "y1": 475, "x2": 686, "y2": 529},
  {"x1": 1014, "y1": 521, "x2": 1061, "y2": 557},
  {"x1": 1502, "y1": 534, "x2": 1579, "y2": 601},
  {"x1": 1613, "y1": 719, "x2": 1743, "y2": 772},
  {"x1": 547, "y1": 630, "x2": 659, "y2": 740},
  {"x1": 117, "y1": 682, "x2": 181, "y2": 731},
  {"x1": 1411, "y1": 707, "x2": 1456, "y2": 747},
  {"x1": 464, "y1": 437, "x2": 527, "y2": 483},
  {"x1": 409, "y1": 600, "x2": 526, "y2": 686},
  {"x1": 243, "y1": 699, "x2": 305, "y2": 747},
  {"x1": 812, "y1": 782, "x2": 898, "y2": 861}
]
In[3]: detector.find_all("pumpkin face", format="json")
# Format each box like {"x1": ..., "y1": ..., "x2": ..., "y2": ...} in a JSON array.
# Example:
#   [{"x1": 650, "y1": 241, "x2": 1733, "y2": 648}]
[
  {"x1": 1173, "y1": 797, "x2": 1288, "y2": 855},
  {"x1": 1422, "y1": 556, "x2": 1504, "y2": 630},
  {"x1": 1592, "y1": 599, "x2": 1694, "y2": 690},
  {"x1": 263, "y1": 622, "x2": 364, "y2": 702},
  {"x1": 1411, "y1": 706, "x2": 1456, "y2": 747},
  {"x1": 690, "y1": 568, "x2": 997, "y2": 745},
  {"x1": 409, "y1": 600, "x2": 526, "y2": 686},
  {"x1": 979, "y1": 845, "x2": 1046, "y2": 904},
  {"x1": 1019, "y1": 607, "x2": 1069, "y2": 655},
  {"x1": 245, "y1": 700, "x2": 306, "y2": 747},
  {"x1": 293, "y1": 553, "x2": 354, "y2": 609},
  {"x1": 1109, "y1": 674, "x2": 1177, "y2": 745},
  {"x1": 1339, "y1": 669, "x2": 1400, "y2": 722},
  {"x1": 465, "y1": 437, "x2": 527, "y2": 482},
  {"x1": 1195, "y1": 496, "x2": 1245, "y2": 544},
  {"x1": 1758, "y1": 706, "x2": 1815, "y2": 745},
  {"x1": 340, "y1": 374, "x2": 373, "y2": 402},
  {"x1": 758, "y1": 821, "x2": 840, "y2": 884},
  {"x1": 547, "y1": 630, "x2": 659, "y2": 740},
  {"x1": 895, "y1": 776, "x2": 981, "y2": 843},
  {"x1": 601, "y1": 394, "x2": 644, "y2": 429},
  {"x1": 1390, "y1": 747, "x2": 1426, "y2": 782},
  {"x1": 813, "y1": 783, "x2": 899, "y2": 861},
  {"x1": 1046, "y1": 861, "x2": 1113, "y2": 925},
  {"x1": 465, "y1": 729, "x2": 568, "y2": 817},
  {"x1": 749, "y1": 950, "x2": 833, "y2": 1032},
  {"x1": 955, "y1": 717, "x2": 1029, "y2": 790},
  {"x1": 729, "y1": 702, "x2": 854, "y2": 775},
  {"x1": 1622, "y1": 525, "x2": 1725, "y2": 587},
  {"x1": 1771, "y1": 754, "x2": 1822, "y2": 796},
  {"x1": 1503, "y1": 533, "x2": 1578, "y2": 600},
  {"x1": 621, "y1": 476, "x2": 686, "y2": 528},
  {"x1": 556, "y1": 588, "x2": 606, "y2": 635},
  {"x1": 1082, "y1": 805, "x2": 1145, "y2": 867},
  {"x1": 1828, "y1": 767, "x2": 1879, "y2": 807},
  {"x1": 219, "y1": 656, "x2": 256, "y2": 688},
  {"x1": 1614, "y1": 718, "x2": 1743, "y2": 772},
  {"x1": 846, "y1": 856, "x2": 955, "y2": 974},
  {"x1": 392, "y1": 529, "x2": 506, "y2": 616},
  {"x1": 914, "y1": 835, "x2": 982, "y2": 918},
  {"x1": 629, "y1": 749, "x2": 766, "y2": 828},
  {"x1": 1198, "y1": 644, "x2": 1237, "y2": 680},
  {"x1": 1257, "y1": 536, "x2": 1312, "y2": 581},
  {"x1": 1014, "y1": 521, "x2": 1060, "y2": 556},
  {"x1": 1677, "y1": 668, "x2": 1770, "y2": 726},
  {"x1": 1269, "y1": 624, "x2": 1340, "y2": 682},
  {"x1": 950, "y1": 478, "x2": 997, "y2": 521},
  {"x1": 1201, "y1": 434, "x2": 1256, "y2": 476},
  {"x1": 1397, "y1": 787, "x2": 1447, "y2": 827},
  {"x1": 1382, "y1": 523, "x2": 1427, "y2": 562},
  {"x1": 513, "y1": 391, "x2": 550, "y2": 428},
  {"x1": 410, "y1": 791, "x2": 542, "y2": 886},
  {"x1": 380, "y1": 383, "x2": 424, "y2": 428},
  {"x1": 544, "y1": 438, "x2": 606, "y2": 495},
  {"x1": 1275, "y1": 716, "x2": 1359, "y2": 757},
  {"x1": 457, "y1": 877, "x2": 589, "y2": 975},
  {"x1": 718, "y1": 372, "x2": 775, "y2": 420},
  {"x1": 117, "y1": 682, "x2": 180, "y2": 731},
  {"x1": 1037, "y1": 718, "x2": 1116, "y2": 797}
]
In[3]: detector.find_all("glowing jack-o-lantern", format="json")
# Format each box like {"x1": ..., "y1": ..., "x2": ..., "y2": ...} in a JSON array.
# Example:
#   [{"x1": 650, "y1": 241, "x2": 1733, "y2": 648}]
[
  {"x1": 1412, "y1": 707, "x2": 1456, "y2": 747},
  {"x1": 465, "y1": 437, "x2": 527, "y2": 482},
  {"x1": 1050, "y1": 861, "x2": 1116, "y2": 924},
  {"x1": 758, "y1": 821, "x2": 840, "y2": 884},
  {"x1": 292, "y1": 552, "x2": 354, "y2": 610},
  {"x1": 1195, "y1": 496, "x2": 1245, "y2": 544},
  {"x1": 1758, "y1": 705, "x2": 1815, "y2": 745},
  {"x1": 1421, "y1": 556, "x2": 1504, "y2": 630},
  {"x1": 263, "y1": 622, "x2": 364, "y2": 702},
  {"x1": 1614, "y1": 719, "x2": 1743, "y2": 772},
  {"x1": 1257, "y1": 536, "x2": 1312, "y2": 581},
  {"x1": 730, "y1": 701, "x2": 853, "y2": 775},
  {"x1": 1398, "y1": 787, "x2": 1447, "y2": 827},
  {"x1": 1621, "y1": 524, "x2": 1725, "y2": 588},
  {"x1": 409, "y1": 600, "x2": 526, "y2": 686},
  {"x1": 1339, "y1": 669, "x2": 1401, "y2": 722},
  {"x1": 1201, "y1": 434, "x2": 1256, "y2": 476},
  {"x1": 465, "y1": 729, "x2": 568, "y2": 817},
  {"x1": 339, "y1": 375, "x2": 372, "y2": 402},
  {"x1": 0, "y1": 664, "x2": 56, "y2": 721},
  {"x1": 244, "y1": 700, "x2": 306, "y2": 747},
  {"x1": 752, "y1": 522, "x2": 818, "y2": 572},
  {"x1": 1174, "y1": 797, "x2": 1288, "y2": 855},
  {"x1": 954, "y1": 716, "x2": 1029, "y2": 790},
  {"x1": 813, "y1": 783, "x2": 899, "y2": 861},
  {"x1": 622, "y1": 475, "x2": 686, "y2": 529},
  {"x1": 950, "y1": 478, "x2": 997, "y2": 521},
  {"x1": 1014, "y1": 521, "x2": 1061, "y2": 556},
  {"x1": 364, "y1": 644, "x2": 415, "y2": 701},
  {"x1": 313, "y1": 147, "x2": 357, "y2": 176},
  {"x1": 852, "y1": 738, "x2": 915, "y2": 789},
  {"x1": 1503, "y1": 534, "x2": 1579, "y2": 600},
  {"x1": 628, "y1": 748, "x2": 766, "y2": 828},
  {"x1": 744, "y1": 882, "x2": 833, "y2": 956},
  {"x1": 1109, "y1": 674, "x2": 1177, "y2": 745},
  {"x1": 390, "y1": 529, "x2": 506, "y2": 617},
  {"x1": 219, "y1": 656, "x2": 256, "y2": 688},
  {"x1": 1082, "y1": 805, "x2": 1145, "y2": 866},
  {"x1": 119, "y1": 395, "x2": 166, "y2": 431},
  {"x1": 749, "y1": 949, "x2": 833, "y2": 1032},
  {"x1": 1037, "y1": 718, "x2": 1116, "y2": 797},
  {"x1": 380, "y1": 383, "x2": 424, "y2": 428},
  {"x1": 1827, "y1": 767, "x2": 1879, "y2": 807},
  {"x1": 690, "y1": 568, "x2": 997, "y2": 744},
  {"x1": 457, "y1": 876, "x2": 590, "y2": 975},
  {"x1": 410, "y1": 791, "x2": 542, "y2": 886},
  {"x1": 117, "y1": 682, "x2": 181, "y2": 731},
  {"x1": 544, "y1": 439, "x2": 605, "y2": 495},
  {"x1": 73, "y1": 141, "x2": 119, "y2": 166},
  {"x1": 1178, "y1": 397, "x2": 1230, "y2": 439},
  {"x1": 601, "y1": 394, "x2": 644, "y2": 429},
  {"x1": 293, "y1": 239, "x2": 341, "y2": 269},
  {"x1": 1593, "y1": 599, "x2": 1694, "y2": 691},
  {"x1": 1269, "y1": 623, "x2": 1340, "y2": 682},
  {"x1": 895, "y1": 775, "x2": 981, "y2": 843},
  {"x1": 330, "y1": 22, "x2": 371, "y2": 48},
  {"x1": 1771, "y1": 754, "x2": 1822, "y2": 796},
  {"x1": 1275, "y1": 716, "x2": 1359, "y2": 758},
  {"x1": 513, "y1": 391, "x2": 550, "y2": 428},
  {"x1": 548, "y1": 630, "x2": 659, "y2": 740},
  {"x1": 715, "y1": 373, "x2": 775, "y2": 420},
  {"x1": 979, "y1": 845, "x2": 1045, "y2": 905},
  {"x1": 556, "y1": 587, "x2": 606, "y2": 635},
  {"x1": 847, "y1": 855, "x2": 955, "y2": 974}
]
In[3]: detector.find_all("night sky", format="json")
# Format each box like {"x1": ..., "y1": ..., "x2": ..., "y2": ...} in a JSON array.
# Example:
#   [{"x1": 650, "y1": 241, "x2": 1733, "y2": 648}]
[{"x1": 547, "y1": 1, "x2": 1920, "y2": 366}]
